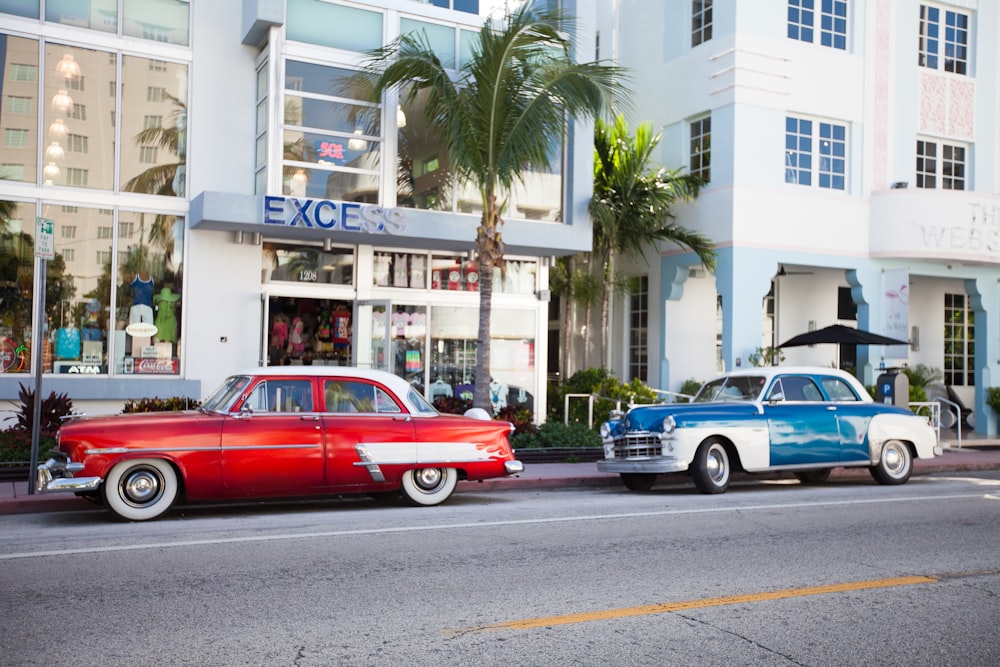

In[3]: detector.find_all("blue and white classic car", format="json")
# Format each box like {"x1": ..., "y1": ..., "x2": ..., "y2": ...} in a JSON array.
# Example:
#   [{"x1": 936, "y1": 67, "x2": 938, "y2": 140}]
[{"x1": 597, "y1": 367, "x2": 941, "y2": 493}]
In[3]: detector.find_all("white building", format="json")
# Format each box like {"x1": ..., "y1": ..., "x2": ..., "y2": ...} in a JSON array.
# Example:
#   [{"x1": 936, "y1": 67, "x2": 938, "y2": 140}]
[
  {"x1": 587, "y1": 0, "x2": 1000, "y2": 434},
  {"x1": 0, "y1": 0, "x2": 597, "y2": 420}
]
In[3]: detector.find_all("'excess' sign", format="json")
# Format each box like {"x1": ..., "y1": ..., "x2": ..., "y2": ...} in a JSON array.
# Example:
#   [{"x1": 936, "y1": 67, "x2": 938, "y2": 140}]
[{"x1": 263, "y1": 196, "x2": 406, "y2": 235}]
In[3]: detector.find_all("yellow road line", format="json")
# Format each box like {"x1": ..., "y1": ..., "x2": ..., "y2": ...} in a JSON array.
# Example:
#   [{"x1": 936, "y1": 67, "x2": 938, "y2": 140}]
[{"x1": 453, "y1": 575, "x2": 939, "y2": 634}]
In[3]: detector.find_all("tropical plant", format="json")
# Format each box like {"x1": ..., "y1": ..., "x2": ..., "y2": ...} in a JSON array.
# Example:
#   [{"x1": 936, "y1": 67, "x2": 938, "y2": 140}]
[
  {"x1": 7, "y1": 383, "x2": 74, "y2": 434},
  {"x1": 510, "y1": 420, "x2": 601, "y2": 450},
  {"x1": 748, "y1": 346, "x2": 785, "y2": 367},
  {"x1": 356, "y1": 5, "x2": 626, "y2": 412},
  {"x1": 590, "y1": 114, "x2": 717, "y2": 365},
  {"x1": 986, "y1": 387, "x2": 1000, "y2": 415}
]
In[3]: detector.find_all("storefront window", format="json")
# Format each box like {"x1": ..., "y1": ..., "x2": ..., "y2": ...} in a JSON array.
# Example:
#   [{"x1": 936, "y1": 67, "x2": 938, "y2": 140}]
[
  {"x1": 120, "y1": 55, "x2": 188, "y2": 197},
  {"x1": 286, "y1": 0, "x2": 383, "y2": 52},
  {"x1": 123, "y1": 0, "x2": 190, "y2": 46},
  {"x1": 43, "y1": 43, "x2": 116, "y2": 190},
  {"x1": 112, "y1": 210, "x2": 184, "y2": 375},
  {"x1": 0, "y1": 33, "x2": 188, "y2": 194},
  {"x1": 0, "y1": 1, "x2": 38, "y2": 18},
  {"x1": 262, "y1": 242, "x2": 354, "y2": 285},
  {"x1": 0, "y1": 203, "x2": 181, "y2": 376},
  {"x1": 398, "y1": 88, "x2": 453, "y2": 211},
  {"x1": 282, "y1": 60, "x2": 380, "y2": 203},
  {"x1": 45, "y1": 0, "x2": 117, "y2": 33},
  {"x1": 400, "y1": 19, "x2": 456, "y2": 69},
  {"x1": 430, "y1": 254, "x2": 479, "y2": 291},
  {"x1": 429, "y1": 305, "x2": 535, "y2": 415},
  {"x1": 373, "y1": 251, "x2": 427, "y2": 288},
  {"x1": 1, "y1": 35, "x2": 38, "y2": 184}
]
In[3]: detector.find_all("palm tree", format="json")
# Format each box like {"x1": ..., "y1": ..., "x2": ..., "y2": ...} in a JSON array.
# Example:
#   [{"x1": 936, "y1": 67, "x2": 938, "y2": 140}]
[
  {"x1": 357, "y1": 5, "x2": 627, "y2": 411},
  {"x1": 590, "y1": 115, "x2": 717, "y2": 367}
]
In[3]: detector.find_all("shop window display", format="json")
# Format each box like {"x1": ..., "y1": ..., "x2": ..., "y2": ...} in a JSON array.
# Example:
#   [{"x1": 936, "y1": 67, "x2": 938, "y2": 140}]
[{"x1": 0, "y1": 202, "x2": 183, "y2": 376}]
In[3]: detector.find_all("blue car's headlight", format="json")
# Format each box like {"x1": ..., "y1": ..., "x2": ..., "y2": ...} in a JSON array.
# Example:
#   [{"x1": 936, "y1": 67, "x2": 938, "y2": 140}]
[
  {"x1": 662, "y1": 415, "x2": 676, "y2": 433},
  {"x1": 599, "y1": 422, "x2": 612, "y2": 439}
]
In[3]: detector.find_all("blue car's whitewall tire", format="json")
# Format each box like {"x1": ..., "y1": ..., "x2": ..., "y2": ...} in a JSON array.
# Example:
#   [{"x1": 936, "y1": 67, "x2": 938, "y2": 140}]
[
  {"x1": 103, "y1": 458, "x2": 178, "y2": 521},
  {"x1": 692, "y1": 439, "x2": 730, "y2": 494},
  {"x1": 870, "y1": 440, "x2": 913, "y2": 485}
]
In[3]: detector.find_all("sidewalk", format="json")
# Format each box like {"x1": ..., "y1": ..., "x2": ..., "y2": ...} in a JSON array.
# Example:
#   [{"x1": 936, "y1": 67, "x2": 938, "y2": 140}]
[{"x1": 3, "y1": 440, "x2": 999, "y2": 515}]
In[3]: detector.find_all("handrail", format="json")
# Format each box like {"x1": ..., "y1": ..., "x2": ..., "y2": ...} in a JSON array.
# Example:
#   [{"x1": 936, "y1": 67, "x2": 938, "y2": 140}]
[
  {"x1": 910, "y1": 398, "x2": 961, "y2": 449},
  {"x1": 909, "y1": 401, "x2": 941, "y2": 444},
  {"x1": 564, "y1": 393, "x2": 594, "y2": 427}
]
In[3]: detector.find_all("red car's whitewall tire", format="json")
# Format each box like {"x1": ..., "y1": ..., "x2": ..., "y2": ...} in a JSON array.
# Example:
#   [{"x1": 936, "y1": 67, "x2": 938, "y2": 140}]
[
  {"x1": 103, "y1": 458, "x2": 178, "y2": 521},
  {"x1": 400, "y1": 467, "x2": 458, "y2": 506}
]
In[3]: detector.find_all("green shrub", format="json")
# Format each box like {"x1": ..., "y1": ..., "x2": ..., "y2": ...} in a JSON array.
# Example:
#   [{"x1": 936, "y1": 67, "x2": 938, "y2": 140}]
[
  {"x1": 549, "y1": 368, "x2": 662, "y2": 427},
  {"x1": 122, "y1": 396, "x2": 201, "y2": 413},
  {"x1": 0, "y1": 429, "x2": 57, "y2": 465},
  {"x1": 987, "y1": 387, "x2": 1000, "y2": 415},
  {"x1": 677, "y1": 378, "x2": 703, "y2": 402},
  {"x1": 510, "y1": 421, "x2": 601, "y2": 449}
]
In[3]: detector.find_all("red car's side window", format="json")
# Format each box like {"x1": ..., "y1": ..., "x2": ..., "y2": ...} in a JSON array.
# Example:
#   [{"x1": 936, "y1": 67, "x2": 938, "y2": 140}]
[
  {"x1": 323, "y1": 380, "x2": 401, "y2": 414},
  {"x1": 245, "y1": 379, "x2": 314, "y2": 412}
]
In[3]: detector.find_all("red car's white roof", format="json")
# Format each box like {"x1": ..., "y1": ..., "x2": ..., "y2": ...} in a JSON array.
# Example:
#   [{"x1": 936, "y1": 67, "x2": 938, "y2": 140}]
[{"x1": 233, "y1": 365, "x2": 422, "y2": 407}]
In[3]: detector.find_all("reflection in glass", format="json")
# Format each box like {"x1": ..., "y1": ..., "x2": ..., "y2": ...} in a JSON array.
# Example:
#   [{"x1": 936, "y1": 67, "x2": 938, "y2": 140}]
[
  {"x1": 262, "y1": 242, "x2": 354, "y2": 285},
  {"x1": 43, "y1": 43, "x2": 116, "y2": 190},
  {"x1": 0, "y1": 35, "x2": 39, "y2": 183},
  {"x1": 45, "y1": 0, "x2": 117, "y2": 33},
  {"x1": 397, "y1": 88, "x2": 452, "y2": 210},
  {"x1": 113, "y1": 210, "x2": 184, "y2": 375},
  {"x1": 123, "y1": 0, "x2": 190, "y2": 46},
  {"x1": 120, "y1": 56, "x2": 188, "y2": 196}
]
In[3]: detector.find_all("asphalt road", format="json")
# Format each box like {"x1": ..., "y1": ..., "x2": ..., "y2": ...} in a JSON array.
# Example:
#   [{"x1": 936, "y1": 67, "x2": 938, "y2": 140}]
[{"x1": 2, "y1": 471, "x2": 999, "y2": 666}]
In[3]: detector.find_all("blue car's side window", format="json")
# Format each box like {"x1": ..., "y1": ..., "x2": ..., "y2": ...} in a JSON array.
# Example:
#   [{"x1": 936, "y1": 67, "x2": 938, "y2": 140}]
[
  {"x1": 821, "y1": 377, "x2": 860, "y2": 401},
  {"x1": 772, "y1": 376, "x2": 822, "y2": 401}
]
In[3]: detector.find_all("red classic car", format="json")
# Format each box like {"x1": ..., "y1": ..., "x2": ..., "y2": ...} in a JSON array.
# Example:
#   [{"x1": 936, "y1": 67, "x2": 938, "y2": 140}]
[{"x1": 37, "y1": 367, "x2": 524, "y2": 521}]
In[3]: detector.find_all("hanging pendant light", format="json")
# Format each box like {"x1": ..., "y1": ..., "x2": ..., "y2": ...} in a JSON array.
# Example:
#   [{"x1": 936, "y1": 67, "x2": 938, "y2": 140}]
[
  {"x1": 55, "y1": 54, "x2": 81, "y2": 80},
  {"x1": 51, "y1": 89, "x2": 73, "y2": 113},
  {"x1": 396, "y1": 105, "x2": 407, "y2": 128},
  {"x1": 48, "y1": 118, "x2": 68, "y2": 139},
  {"x1": 44, "y1": 141, "x2": 65, "y2": 161},
  {"x1": 43, "y1": 162, "x2": 61, "y2": 182},
  {"x1": 347, "y1": 128, "x2": 367, "y2": 151},
  {"x1": 290, "y1": 169, "x2": 308, "y2": 193}
]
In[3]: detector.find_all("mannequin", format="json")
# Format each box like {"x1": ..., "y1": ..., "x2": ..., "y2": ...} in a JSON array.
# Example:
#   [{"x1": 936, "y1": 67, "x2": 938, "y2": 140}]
[
  {"x1": 489, "y1": 378, "x2": 509, "y2": 414},
  {"x1": 129, "y1": 269, "x2": 154, "y2": 324},
  {"x1": 153, "y1": 287, "x2": 181, "y2": 343}
]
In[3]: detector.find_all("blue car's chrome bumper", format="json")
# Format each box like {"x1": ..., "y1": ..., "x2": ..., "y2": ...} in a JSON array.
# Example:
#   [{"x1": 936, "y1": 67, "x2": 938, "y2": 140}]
[
  {"x1": 36, "y1": 458, "x2": 102, "y2": 494},
  {"x1": 597, "y1": 457, "x2": 689, "y2": 474}
]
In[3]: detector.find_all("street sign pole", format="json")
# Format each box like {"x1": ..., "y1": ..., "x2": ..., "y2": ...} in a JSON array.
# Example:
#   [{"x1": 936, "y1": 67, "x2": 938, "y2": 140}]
[{"x1": 28, "y1": 217, "x2": 54, "y2": 495}]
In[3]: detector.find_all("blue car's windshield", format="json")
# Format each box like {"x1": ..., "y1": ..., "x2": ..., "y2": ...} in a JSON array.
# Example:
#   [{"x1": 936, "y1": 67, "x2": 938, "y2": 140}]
[{"x1": 695, "y1": 375, "x2": 766, "y2": 402}]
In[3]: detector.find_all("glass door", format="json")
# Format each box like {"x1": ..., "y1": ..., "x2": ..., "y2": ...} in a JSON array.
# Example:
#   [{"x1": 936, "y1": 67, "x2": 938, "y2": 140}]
[
  {"x1": 353, "y1": 301, "x2": 429, "y2": 395},
  {"x1": 354, "y1": 300, "x2": 391, "y2": 370}
]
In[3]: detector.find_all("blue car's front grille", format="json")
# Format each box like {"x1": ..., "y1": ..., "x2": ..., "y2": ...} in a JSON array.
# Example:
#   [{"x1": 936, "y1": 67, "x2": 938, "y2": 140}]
[{"x1": 612, "y1": 432, "x2": 661, "y2": 458}]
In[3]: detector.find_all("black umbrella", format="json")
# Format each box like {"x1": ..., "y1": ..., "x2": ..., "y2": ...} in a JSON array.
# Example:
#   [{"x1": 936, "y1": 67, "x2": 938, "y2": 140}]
[{"x1": 778, "y1": 324, "x2": 909, "y2": 348}]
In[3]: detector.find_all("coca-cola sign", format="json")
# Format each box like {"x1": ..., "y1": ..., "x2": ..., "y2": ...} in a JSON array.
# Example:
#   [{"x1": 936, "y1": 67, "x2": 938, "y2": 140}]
[{"x1": 135, "y1": 358, "x2": 178, "y2": 374}]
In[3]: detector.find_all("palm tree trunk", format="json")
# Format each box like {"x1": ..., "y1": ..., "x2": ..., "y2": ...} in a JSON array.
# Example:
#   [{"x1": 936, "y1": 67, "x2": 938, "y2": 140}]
[
  {"x1": 560, "y1": 256, "x2": 574, "y2": 382},
  {"x1": 473, "y1": 193, "x2": 501, "y2": 413},
  {"x1": 474, "y1": 254, "x2": 493, "y2": 412},
  {"x1": 600, "y1": 252, "x2": 614, "y2": 369}
]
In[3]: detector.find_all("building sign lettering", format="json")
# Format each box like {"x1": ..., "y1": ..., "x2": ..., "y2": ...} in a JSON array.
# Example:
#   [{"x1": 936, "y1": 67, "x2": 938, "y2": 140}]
[{"x1": 263, "y1": 196, "x2": 407, "y2": 235}]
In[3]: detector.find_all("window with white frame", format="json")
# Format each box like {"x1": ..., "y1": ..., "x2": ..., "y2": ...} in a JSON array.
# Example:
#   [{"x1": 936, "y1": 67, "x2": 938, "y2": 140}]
[
  {"x1": 690, "y1": 115, "x2": 711, "y2": 182},
  {"x1": 788, "y1": 0, "x2": 847, "y2": 50},
  {"x1": 628, "y1": 275, "x2": 648, "y2": 382},
  {"x1": 4, "y1": 128, "x2": 29, "y2": 147},
  {"x1": 692, "y1": 0, "x2": 712, "y2": 47},
  {"x1": 919, "y1": 4, "x2": 969, "y2": 75},
  {"x1": 6, "y1": 95, "x2": 32, "y2": 113},
  {"x1": 785, "y1": 116, "x2": 847, "y2": 190},
  {"x1": 916, "y1": 139, "x2": 966, "y2": 190},
  {"x1": 944, "y1": 293, "x2": 974, "y2": 386}
]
